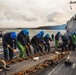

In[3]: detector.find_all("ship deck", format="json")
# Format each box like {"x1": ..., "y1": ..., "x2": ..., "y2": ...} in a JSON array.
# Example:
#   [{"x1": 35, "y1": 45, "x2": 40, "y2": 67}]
[
  {"x1": 49, "y1": 50, "x2": 76, "y2": 75},
  {"x1": 0, "y1": 41, "x2": 69, "y2": 75},
  {"x1": 6, "y1": 53, "x2": 58, "y2": 75}
]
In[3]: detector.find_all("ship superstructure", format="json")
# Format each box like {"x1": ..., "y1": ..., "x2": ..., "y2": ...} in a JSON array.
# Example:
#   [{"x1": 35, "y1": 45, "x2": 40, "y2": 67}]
[{"x1": 66, "y1": 14, "x2": 76, "y2": 33}]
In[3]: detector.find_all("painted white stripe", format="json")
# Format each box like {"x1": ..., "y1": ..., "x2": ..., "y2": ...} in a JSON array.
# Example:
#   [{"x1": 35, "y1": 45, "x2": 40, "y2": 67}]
[{"x1": 48, "y1": 64, "x2": 60, "y2": 75}]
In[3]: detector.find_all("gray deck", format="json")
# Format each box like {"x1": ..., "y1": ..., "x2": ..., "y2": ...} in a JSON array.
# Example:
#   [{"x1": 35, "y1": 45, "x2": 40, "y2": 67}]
[
  {"x1": 6, "y1": 53, "x2": 57, "y2": 75},
  {"x1": 49, "y1": 51, "x2": 76, "y2": 75}
]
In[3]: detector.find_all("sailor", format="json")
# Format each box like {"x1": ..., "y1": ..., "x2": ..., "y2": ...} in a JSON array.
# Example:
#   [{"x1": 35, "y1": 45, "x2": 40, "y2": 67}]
[
  {"x1": 71, "y1": 32, "x2": 76, "y2": 51},
  {"x1": 39, "y1": 31, "x2": 46, "y2": 52},
  {"x1": 55, "y1": 32, "x2": 61, "y2": 50},
  {"x1": 51, "y1": 34, "x2": 54, "y2": 41},
  {"x1": 40, "y1": 31, "x2": 44, "y2": 44},
  {"x1": 68, "y1": 32, "x2": 74, "y2": 51},
  {"x1": 61, "y1": 35, "x2": 68, "y2": 52},
  {"x1": 17, "y1": 28, "x2": 32, "y2": 58},
  {"x1": 44, "y1": 34, "x2": 52, "y2": 52},
  {"x1": 2, "y1": 32, "x2": 17, "y2": 61},
  {"x1": 74, "y1": 33, "x2": 76, "y2": 50},
  {"x1": 31, "y1": 32, "x2": 44, "y2": 54}
]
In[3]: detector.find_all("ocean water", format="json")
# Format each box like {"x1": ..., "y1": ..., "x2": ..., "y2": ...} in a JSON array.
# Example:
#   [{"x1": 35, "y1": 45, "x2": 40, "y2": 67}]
[{"x1": 2, "y1": 29, "x2": 66, "y2": 39}]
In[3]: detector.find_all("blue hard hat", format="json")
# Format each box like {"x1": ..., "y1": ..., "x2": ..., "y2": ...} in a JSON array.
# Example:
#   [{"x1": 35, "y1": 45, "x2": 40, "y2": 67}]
[
  {"x1": 65, "y1": 34, "x2": 68, "y2": 37},
  {"x1": 45, "y1": 34, "x2": 50, "y2": 37},
  {"x1": 23, "y1": 28, "x2": 29, "y2": 35},
  {"x1": 11, "y1": 32, "x2": 17, "y2": 39},
  {"x1": 57, "y1": 32, "x2": 61, "y2": 36},
  {"x1": 58, "y1": 31, "x2": 60, "y2": 34},
  {"x1": 71, "y1": 31, "x2": 74, "y2": 35},
  {"x1": 37, "y1": 33, "x2": 41, "y2": 38},
  {"x1": 40, "y1": 31, "x2": 44, "y2": 35}
]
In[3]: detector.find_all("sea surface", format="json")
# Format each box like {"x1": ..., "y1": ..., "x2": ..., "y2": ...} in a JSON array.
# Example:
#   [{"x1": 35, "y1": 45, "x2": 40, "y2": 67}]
[{"x1": 2, "y1": 29, "x2": 66, "y2": 39}]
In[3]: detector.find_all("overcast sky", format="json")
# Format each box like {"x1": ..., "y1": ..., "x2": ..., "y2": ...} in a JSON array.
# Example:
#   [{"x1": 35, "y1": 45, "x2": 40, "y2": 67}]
[{"x1": 0, "y1": 0, "x2": 76, "y2": 28}]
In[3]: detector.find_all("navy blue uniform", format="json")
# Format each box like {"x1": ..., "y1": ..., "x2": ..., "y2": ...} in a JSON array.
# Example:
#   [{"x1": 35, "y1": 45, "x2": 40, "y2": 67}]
[
  {"x1": 17, "y1": 31, "x2": 31, "y2": 56},
  {"x1": 55, "y1": 32, "x2": 60, "y2": 50},
  {"x1": 17, "y1": 31, "x2": 31, "y2": 46},
  {"x1": 55, "y1": 34, "x2": 59, "y2": 41},
  {"x1": 31, "y1": 35, "x2": 43, "y2": 54},
  {"x1": 2, "y1": 32, "x2": 17, "y2": 60},
  {"x1": 51, "y1": 34, "x2": 54, "y2": 41},
  {"x1": 44, "y1": 36, "x2": 52, "y2": 52},
  {"x1": 61, "y1": 35, "x2": 68, "y2": 51}
]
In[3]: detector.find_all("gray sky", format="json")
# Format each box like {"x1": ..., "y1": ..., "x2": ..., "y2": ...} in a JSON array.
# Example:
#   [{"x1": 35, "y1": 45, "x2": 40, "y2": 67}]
[{"x1": 0, "y1": 0, "x2": 76, "y2": 28}]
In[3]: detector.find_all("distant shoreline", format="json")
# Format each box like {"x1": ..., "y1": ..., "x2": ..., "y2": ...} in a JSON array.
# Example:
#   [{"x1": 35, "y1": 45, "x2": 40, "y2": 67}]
[{"x1": 0, "y1": 24, "x2": 66, "y2": 30}]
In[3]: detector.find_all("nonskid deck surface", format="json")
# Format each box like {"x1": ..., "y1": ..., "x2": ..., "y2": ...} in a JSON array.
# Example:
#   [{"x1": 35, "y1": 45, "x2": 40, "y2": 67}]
[
  {"x1": 0, "y1": 41, "x2": 65, "y2": 75},
  {"x1": 48, "y1": 50, "x2": 76, "y2": 75},
  {"x1": 7, "y1": 52, "x2": 68, "y2": 75},
  {"x1": 6, "y1": 53, "x2": 58, "y2": 75}
]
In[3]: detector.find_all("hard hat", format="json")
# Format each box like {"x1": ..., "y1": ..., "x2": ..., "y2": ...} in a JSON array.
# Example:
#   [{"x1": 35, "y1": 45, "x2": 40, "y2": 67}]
[
  {"x1": 45, "y1": 34, "x2": 50, "y2": 37},
  {"x1": 57, "y1": 32, "x2": 61, "y2": 36},
  {"x1": 40, "y1": 31, "x2": 44, "y2": 35},
  {"x1": 58, "y1": 31, "x2": 60, "y2": 34},
  {"x1": 71, "y1": 31, "x2": 74, "y2": 35},
  {"x1": 11, "y1": 32, "x2": 17, "y2": 39},
  {"x1": 37, "y1": 33, "x2": 41, "y2": 38},
  {"x1": 65, "y1": 34, "x2": 68, "y2": 37},
  {"x1": 23, "y1": 28, "x2": 29, "y2": 35}
]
